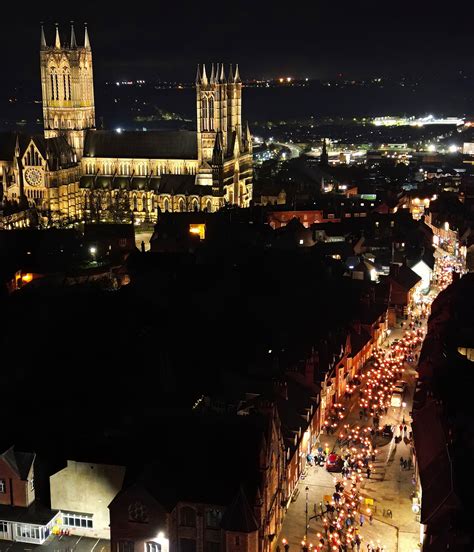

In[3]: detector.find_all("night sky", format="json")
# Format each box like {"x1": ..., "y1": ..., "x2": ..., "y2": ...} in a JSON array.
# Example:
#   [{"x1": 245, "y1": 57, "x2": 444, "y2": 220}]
[{"x1": 3, "y1": 1, "x2": 474, "y2": 84}]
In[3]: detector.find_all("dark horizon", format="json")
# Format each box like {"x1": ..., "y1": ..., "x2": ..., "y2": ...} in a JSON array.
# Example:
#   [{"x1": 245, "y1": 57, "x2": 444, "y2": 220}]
[{"x1": 3, "y1": 0, "x2": 474, "y2": 85}]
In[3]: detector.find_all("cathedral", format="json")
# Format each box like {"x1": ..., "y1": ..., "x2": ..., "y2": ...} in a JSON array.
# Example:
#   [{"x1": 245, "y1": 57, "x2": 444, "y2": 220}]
[{"x1": 0, "y1": 24, "x2": 253, "y2": 225}]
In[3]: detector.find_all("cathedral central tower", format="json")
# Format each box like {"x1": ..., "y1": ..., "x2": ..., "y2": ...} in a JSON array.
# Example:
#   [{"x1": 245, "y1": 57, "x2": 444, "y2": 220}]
[{"x1": 40, "y1": 22, "x2": 95, "y2": 160}]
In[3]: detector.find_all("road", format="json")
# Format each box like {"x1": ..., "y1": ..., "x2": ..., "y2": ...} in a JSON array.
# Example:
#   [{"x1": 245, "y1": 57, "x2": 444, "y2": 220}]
[
  {"x1": 277, "y1": 252, "x2": 460, "y2": 552},
  {"x1": 274, "y1": 142, "x2": 303, "y2": 159}
]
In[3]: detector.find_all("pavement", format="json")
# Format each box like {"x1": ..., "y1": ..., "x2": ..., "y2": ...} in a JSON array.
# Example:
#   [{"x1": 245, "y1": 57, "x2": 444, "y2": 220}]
[
  {"x1": 0, "y1": 536, "x2": 110, "y2": 552},
  {"x1": 278, "y1": 325, "x2": 422, "y2": 552}
]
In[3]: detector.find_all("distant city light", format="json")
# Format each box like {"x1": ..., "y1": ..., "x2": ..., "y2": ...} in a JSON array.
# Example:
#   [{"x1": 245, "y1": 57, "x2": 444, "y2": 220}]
[
  {"x1": 427, "y1": 144, "x2": 436, "y2": 152},
  {"x1": 116, "y1": 128, "x2": 122, "y2": 133},
  {"x1": 448, "y1": 144, "x2": 458, "y2": 153},
  {"x1": 89, "y1": 246, "x2": 97, "y2": 255}
]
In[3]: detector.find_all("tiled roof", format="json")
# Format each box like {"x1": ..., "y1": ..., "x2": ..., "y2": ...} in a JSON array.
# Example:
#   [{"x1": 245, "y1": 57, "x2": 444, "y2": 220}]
[{"x1": 1, "y1": 446, "x2": 35, "y2": 480}]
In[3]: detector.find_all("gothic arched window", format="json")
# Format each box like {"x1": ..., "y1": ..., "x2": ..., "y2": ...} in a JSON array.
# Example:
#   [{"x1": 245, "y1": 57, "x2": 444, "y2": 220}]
[
  {"x1": 202, "y1": 97, "x2": 208, "y2": 131},
  {"x1": 192, "y1": 199, "x2": 198, "y2": 212},
  {"x1": 163, "y1": 198, "x2": 169, "y2": 212},
  {"x1": 208, "y1": 96, "x2": 214, "y2": 130},
  {"x1": 206, "y1": 200, "x2": 212, "y2": 213},
  {"x1": 179, "y1": 198, "x2": 185, "y2": 212}
]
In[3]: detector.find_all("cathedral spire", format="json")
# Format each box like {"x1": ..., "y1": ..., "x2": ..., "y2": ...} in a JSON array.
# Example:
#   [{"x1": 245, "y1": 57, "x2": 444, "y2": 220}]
[
  {"x1": 54, "y1": 23, "x2": 61, "y2": 49},
  {"x1": 40, "y1": 22, "x2": 47, "y2": 49},
  {"x1": 228, "y1": 64, "x2": 234, "y2": 82},
  {"x1": 84, "y1": 23, "x2": 91, "y2": 49},
  {"x1": 219, "y1": 63, "x2": 226, "y2": 83},
  {"x1": 195, "y1": 64, "x2": 201, "y2": 85},
  {"x1": 70, "y1": 21, "x2": 77, "y2": 48},
  {"x1": 210, "y1": 63, "x2": 215, "y2": 84},
  {"x1": 201, "y1": 64, "x2": 208, "y2": 85},
  {"x1": 320, "y1": 138, "x2": 329, "y2": 166},
  {"x1": 234, "y1": 63, "x2": 241, "y2": 83},
  {"x1": 212, "y1": 131, "x2": 224, "y2": 164}
]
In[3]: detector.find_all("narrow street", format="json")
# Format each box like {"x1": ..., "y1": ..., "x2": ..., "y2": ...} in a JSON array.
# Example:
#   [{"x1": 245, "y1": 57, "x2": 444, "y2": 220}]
[{"x1": 277, "y1": 249, "x2": 462, "y2": 552}]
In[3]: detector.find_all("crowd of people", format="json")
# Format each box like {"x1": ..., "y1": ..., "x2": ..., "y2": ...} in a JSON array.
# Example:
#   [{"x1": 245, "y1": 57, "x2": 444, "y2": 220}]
[{"x1": 296, "y1": 252, "x2": 461, "y2": 551}]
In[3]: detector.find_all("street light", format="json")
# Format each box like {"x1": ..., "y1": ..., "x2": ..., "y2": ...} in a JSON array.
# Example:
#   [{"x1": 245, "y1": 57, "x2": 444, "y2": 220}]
[{"x1": 305, "y1": 486, "x2": 310, "y2": 541}]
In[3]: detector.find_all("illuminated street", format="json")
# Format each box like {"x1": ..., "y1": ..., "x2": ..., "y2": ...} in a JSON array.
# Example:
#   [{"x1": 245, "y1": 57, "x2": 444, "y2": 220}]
[{"x1": 277, "y1": 249, "x2": 463, "y2": 552}]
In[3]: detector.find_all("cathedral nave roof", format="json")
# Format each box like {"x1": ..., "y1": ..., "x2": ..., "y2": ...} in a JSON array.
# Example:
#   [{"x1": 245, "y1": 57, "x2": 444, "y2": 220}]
[{"x1": 83, "y1": 129, "x2": 198, "y2": 160}]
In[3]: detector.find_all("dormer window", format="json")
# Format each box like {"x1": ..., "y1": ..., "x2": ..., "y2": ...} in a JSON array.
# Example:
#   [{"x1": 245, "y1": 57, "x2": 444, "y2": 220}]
[{"x1": 30, "y1": 478, "x2": 34, "y2": 491}]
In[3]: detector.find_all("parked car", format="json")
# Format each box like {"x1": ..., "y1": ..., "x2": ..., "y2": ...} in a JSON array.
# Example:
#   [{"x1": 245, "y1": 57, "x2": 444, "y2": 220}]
[
  {"x1": 326, "y1": 453, "x2": 343, "y2": 472},
  {"x1": 391, "y1": 391, "x2": 403, "y2": 407}
]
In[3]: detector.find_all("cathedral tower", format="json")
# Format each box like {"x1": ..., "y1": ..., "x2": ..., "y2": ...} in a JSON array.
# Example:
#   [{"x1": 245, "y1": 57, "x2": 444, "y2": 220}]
[
  {"x1": 40, "y1": 22, "x2": 95, "y2": 160},
  {"x1": 196, "y1": 63, "x2": 242, "y2": 164}
]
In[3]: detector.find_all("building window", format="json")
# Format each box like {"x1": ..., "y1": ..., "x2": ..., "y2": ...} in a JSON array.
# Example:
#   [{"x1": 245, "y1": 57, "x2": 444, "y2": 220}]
[
  {"x1": 146, "y1": 543, "x2": 161, "y2": 552},
  {"x1": 235, "y1": 536, "x2": 240, "y2": 546},
  {"x1": 0, "y1": 480, "x2": 5, "y2": 493},
  {"x1": 119, "y1": 541, "x2": 134, "y2": 552},
  {"x1": 16, "y1": 525, "x2": 41, "y2": 540},
  {"x1": 205, "y1": 509, "x2": 222, "y2": 529},
  {"x1": 179, "y1": 538, "x2": 196, "y2": 552},
  {"x1": 30, "y1": 478, "x2": 34, "y2": 491},
  {"x1": 180, "y1": 506, "x2": 196, "y2": 527},
  {"x1": 0, "y1": 521, "x2": 8, "y2": 533},
  {"x1": 62, "y1": 513, "x2": 93, "y2": 529},
  {"x1": 128, "y1": 501, "x2": 149, "y2": 523},
  {"x1": 208, "y1": 96, "x2": 214, "y2": 130},
  {"x1": 202, "y1": 97, "x2": 208, "y2": 131}
]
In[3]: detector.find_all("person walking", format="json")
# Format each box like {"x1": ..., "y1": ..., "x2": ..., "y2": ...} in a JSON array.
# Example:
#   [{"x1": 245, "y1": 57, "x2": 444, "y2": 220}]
[
  {"x1": 359, "y1": 513, "x2": 365, "y2": 526},
  {"x1": 368, "y1": 511, "x2": 373, "y2": 525},
  {"x1": 355, "y1": 534, "x2": 361, "y2": 552},
  {"x1": 366, "y1": 467, "x2": 371, "y2": 479}
]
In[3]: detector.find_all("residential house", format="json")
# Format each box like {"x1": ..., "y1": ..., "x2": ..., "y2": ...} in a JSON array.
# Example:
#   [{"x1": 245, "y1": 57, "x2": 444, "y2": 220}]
[{"x1": 0, "y1": 446, "x2": 59, "y2": 544}]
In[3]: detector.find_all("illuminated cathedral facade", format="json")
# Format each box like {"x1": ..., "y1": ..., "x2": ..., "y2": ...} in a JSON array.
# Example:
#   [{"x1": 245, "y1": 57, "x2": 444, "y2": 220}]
[{"x1": 0, "y1": 24, "x2": 253, "y2": 224}]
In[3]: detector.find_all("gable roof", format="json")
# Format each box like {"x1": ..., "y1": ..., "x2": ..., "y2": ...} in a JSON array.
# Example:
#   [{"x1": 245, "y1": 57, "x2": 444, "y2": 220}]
[
  {"x1": 1, "y1": 446, "x2": 35, "y2": 480},
  {"x1": 83, "y1": 130, "x2": 198, "y2": 160},
  {"x1": 220, "y1": 487, "x2": 259, "y2": 533},
  {"x1": 390, "y1": 264, "x2": 422, "y2": 291}
]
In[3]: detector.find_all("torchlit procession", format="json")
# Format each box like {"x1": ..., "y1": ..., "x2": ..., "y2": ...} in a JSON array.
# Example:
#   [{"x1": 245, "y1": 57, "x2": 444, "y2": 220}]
[{"x1": 279, "y1": 249, "x2": 465, "y2": 552}]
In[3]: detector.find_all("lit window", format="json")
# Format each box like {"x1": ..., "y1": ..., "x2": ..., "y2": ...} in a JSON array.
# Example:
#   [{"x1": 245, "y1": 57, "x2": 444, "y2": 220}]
[
  {"x1": 146, "y1": 543, "x2": 161, "y2": 552},
  {"x1": 0, "y1": 480, "x2": 5, "y2": 493}
]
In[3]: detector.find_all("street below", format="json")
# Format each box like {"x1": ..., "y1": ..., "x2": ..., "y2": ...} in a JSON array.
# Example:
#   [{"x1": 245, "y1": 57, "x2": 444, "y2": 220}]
[{"x1": 277, "y1": 249, "x2": 461, "y2": 552}]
